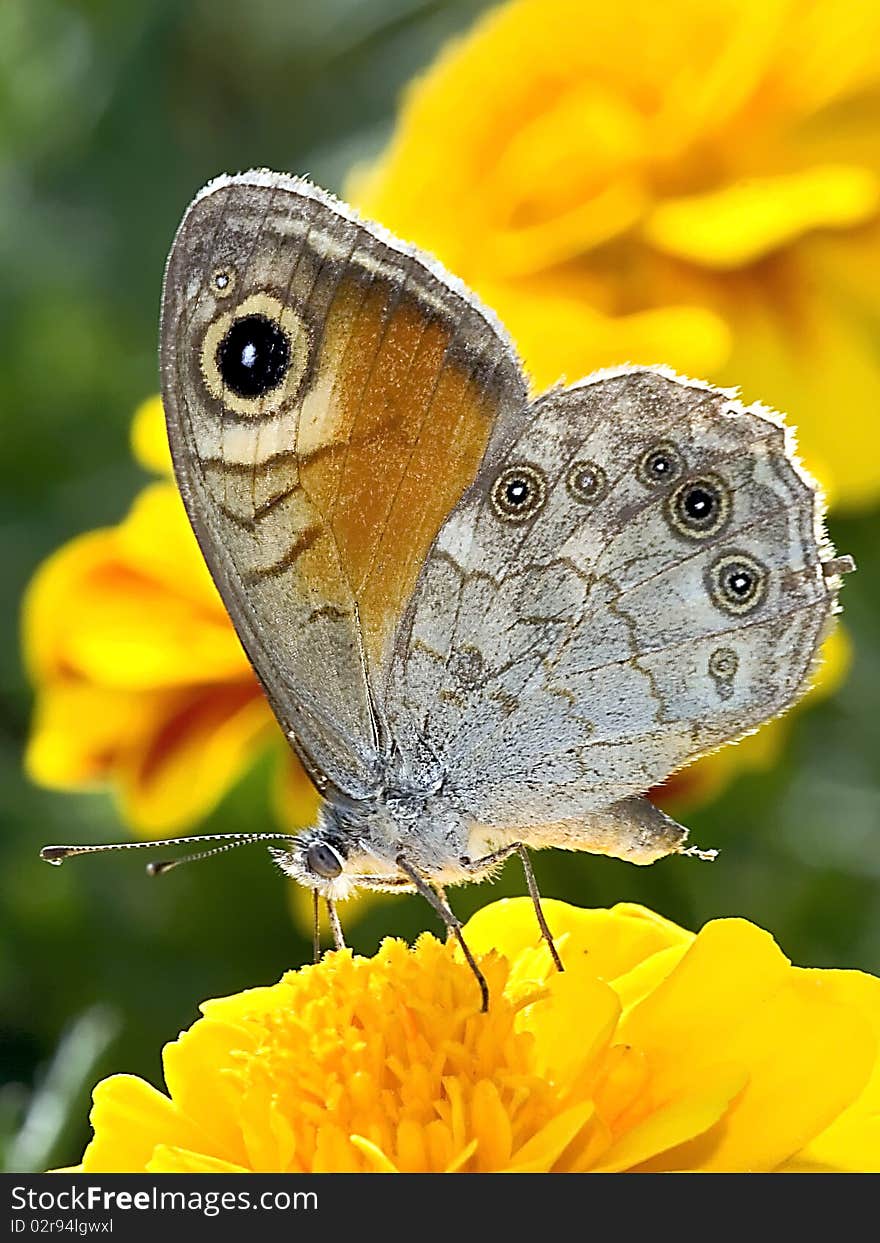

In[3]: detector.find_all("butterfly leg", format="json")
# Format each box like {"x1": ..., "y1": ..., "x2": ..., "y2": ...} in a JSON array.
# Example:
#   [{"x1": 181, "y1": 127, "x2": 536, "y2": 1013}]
[
  {"x1": 312, "y1": 889, "x2": 321, "y2": 963},
  {"x1": 462, "y1": 843, "x2": 564, "y2": 973},
  {"x1": 436, "y1": 885, "x2": 455, "y2": 942},
  {"x1": 326, "y1": 897, "x2": 346, "y2": 951},
  {"x1": 395, "y1": 854, "x2": 490, "y2": 1012},
  {"x1": 516, "y1": 844, "x2": 564, "y2": 973}
]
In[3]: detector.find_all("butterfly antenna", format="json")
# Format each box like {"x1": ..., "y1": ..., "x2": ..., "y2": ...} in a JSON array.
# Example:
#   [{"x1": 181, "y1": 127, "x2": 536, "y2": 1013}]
[
  {"x1": 145, "y1": 837, "x2": 282, "y2": 876},
  {"x1": 40, "y1": 831, "x2": 301, "y2": 875}
]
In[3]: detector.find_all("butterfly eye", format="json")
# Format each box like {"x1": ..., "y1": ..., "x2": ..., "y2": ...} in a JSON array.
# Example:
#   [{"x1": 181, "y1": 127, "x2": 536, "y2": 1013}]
[
  {"x1": 306, "y1": 841, "x2": 344, "y2": 879},
  {"x1": 490, "y1": 465, "x2": 547, "y2": 522},
  {"x1": 666, "y1": 474, "x2": 730, "y2": 540},
  {"x1": 637, "y1": 442, "x2": 684, "y2": 487},
  {"x1": 566, "y1": 460, "x2": 607, "y2": 504},
  {"x1": 707, "y1": 552, "x2": 767, "y2": 615},
  {"x1": 216, "y1": 314, "x2": 292, "y2": 399}
]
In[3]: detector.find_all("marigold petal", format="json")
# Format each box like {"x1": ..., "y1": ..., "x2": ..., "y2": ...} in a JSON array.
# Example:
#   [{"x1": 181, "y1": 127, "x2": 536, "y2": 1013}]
[
  {"x1": 349, "y1": 1135, "x2": 399, "y2": 1173},
  {"x1": 146, "y1": 1146, "x2": 249, "y2": 1173},
  {"x1": 311, "y1": 1125, "x2": 361, "y2": 1173},
  {"x1": 79, "y1": 1075, "x2": 210, "y2": 1174},
  {"x1": 470, "y1": 1079, "x2": 514, "y2": 1171},
  {"x1": 524, "y1": 970, "x2": 620, "y2": 1090},
  {"x1": 778, "y1": 1117, "x2": 880, "y2": 1174},
  {"x1": 25, "y1": 681, "x2": 167, "y2": 790},
  {"x1": 158, "y1": 1021, "x2": 261, "y2": 1169},
  {"x1": 621, "y1": 920, "x2": 876, "y2": 1170},
  {"x1": 780, "y1": 969, "x2": 880, "y2": 1173},
  {"x1": 236, "y1": 1081, "x2": 289, "y2": 1172},
  {"x1": 463, "y1": 898, "x2": 691, "y2": 983},
  {"x1": 716, "y1": 244, "x2": 880, "y2": 509},
  {"x1": 199, "y1": 979, "x2": 298, "y2": 1026},
  {"x1": 23, "y1": 528, "x2": 119, "y2": 681},
  {"x1": 24, "y1": 486, "x2": 245, "y2": 691},
  {"x1": 130, "y1": 395, "x2": 173, "y2": 477},
  {"x1": 506, "y1": 1100, "x2": 595, "y2": 1173},
  {"x1": 479, "y1": 279, "x2": 732, "y2": 391},
  {"x1": 644, "y1": 165, "x2": 880, "y2": 269},
  {"x1": 118, "y1": 688, "x2": 273, "y2": 834},
  {"x1": 29, "y1": 682, "x2": 271, "y2": 834},
  {"x1": 116, "y1": 483, "x2": 235, "y2": 622},
  {"x1": 60, "y1": 561, "x2": 243, "y2": 689},
  {"x1": 592, "y1": 1067, "x2": 749, "y2": 1173},
  {"x1": 445, "y1": 1138, "x2": 479, "y2": 1173},
  {"x1": 611, "y1": 944, "x2": 690, "y2": 1017}
]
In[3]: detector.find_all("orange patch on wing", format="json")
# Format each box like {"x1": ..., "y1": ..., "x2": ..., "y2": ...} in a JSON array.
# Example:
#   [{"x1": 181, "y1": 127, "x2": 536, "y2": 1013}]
[{"x1": 300, "y1": 278, "x2": 498, "y2": 666}]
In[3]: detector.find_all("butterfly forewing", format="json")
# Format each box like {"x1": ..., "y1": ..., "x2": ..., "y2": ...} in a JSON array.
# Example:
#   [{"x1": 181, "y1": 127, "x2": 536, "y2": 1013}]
[{"x1": 159, "y1": 171, "x2": 528, "y2": 795}]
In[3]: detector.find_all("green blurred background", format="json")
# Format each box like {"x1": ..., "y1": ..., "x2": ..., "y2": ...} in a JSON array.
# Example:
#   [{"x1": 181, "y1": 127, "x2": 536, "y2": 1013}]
[{"x1": 1, "y1": 0, "x2": 878, "y2": 1172}]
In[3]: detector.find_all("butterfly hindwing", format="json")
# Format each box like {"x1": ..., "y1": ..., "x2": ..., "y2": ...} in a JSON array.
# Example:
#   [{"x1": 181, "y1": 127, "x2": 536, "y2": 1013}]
[{"x1": 388, "y1": 368, "x2": 844, "y2": 849}]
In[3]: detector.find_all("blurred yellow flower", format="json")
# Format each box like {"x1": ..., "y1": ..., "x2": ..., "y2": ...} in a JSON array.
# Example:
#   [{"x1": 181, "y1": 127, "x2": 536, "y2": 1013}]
[
  {"x1": 66, "y1": 900, "x2": 880, "y2": 1173},
  {"x1": 352, "y1": 0, "x2": 880, "y2": 509},
  {"x1": 23, "y1": 396, "x2": 318, "y2": 836}
]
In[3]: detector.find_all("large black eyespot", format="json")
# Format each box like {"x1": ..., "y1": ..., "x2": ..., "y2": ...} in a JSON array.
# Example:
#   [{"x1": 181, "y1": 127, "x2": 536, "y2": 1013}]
[
  {"x1": 666, "y1": 473, "x2": 731, "y2": 540},
  {"x1": 490, "y1": 464, "x2": 547, "y2": 522},
  {"x1": 216, "y1": 314, "x2": 291, "y2": 398},
  {"x1": 306, "y1": 841, "x2": 344, "y2": 879},
  {"x1": 566, "y1": 460, "x2": 607, "y2": 504},
  {"x1": 707, "y1": 552, "x2": 768, "y2": 615},
  {"x1": 637, "y1": 441, "x2": 685, "y2": 487}
]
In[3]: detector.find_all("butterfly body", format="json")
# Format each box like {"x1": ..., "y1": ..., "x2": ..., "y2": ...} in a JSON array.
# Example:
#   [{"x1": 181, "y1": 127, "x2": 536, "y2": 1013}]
[{"x1": 157, "y1": 170, "x2": 851, "y2": 905}]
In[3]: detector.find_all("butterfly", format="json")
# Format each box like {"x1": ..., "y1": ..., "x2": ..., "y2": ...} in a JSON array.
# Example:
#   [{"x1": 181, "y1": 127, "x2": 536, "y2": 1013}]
[{"x1": 42, "y1": 171, "x2": 854, "y2": 1008}]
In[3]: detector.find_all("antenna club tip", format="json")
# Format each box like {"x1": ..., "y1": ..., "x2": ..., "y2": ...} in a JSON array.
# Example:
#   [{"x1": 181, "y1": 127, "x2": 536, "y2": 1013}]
[
  {"x1": 146, "y1": 860, "x2": 174, "y2": 877},
  {"x1": 40, "y1": 846, "x2": 68, "y2": 866}
]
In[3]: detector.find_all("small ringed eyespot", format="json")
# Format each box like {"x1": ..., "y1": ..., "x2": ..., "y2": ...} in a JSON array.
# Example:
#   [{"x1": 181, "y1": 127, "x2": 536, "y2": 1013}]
[
  {"x1": 708, "y1": 644, "x2": 739, "y2": 700},
  {"x1": 666, "y1": 473, "x2": 731, "y2": 540},
  {"x1": 490, "y1": 464, "x2": 547, "y2": 522},
  {"x1": 305, "y1": 841, "x2": 344, "y2": 879},
  {"x1": 708, "y1": 646, "x2": 739, "y2": 680},
  {"x1": 216, "y1": 314, "x2": 291, "y2": 399},
  {"x1": 211, "y1": 268, "x2": 235, "y2": 297},
  {"x1": 566, "y1": 460, "x2": 607, "y2": 504},
  {"x1": 707, "y1": 552, "x2": 768, "y2": 615},
  {"x1": 637, "y1": 441, "x2": 685, "y2": 487}
]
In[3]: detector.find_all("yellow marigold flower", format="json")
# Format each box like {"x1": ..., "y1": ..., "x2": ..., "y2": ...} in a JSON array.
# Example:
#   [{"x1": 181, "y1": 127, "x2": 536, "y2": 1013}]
[
  {"x1": 67, "y1": 901, "x2": 879, "y2": 1173},
  {"x1": 23, "y1": 397, "x2": 318, "y2": 835},
  {"x1": 351, "y1": 0, "x2": 880, "y2": 509}
]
